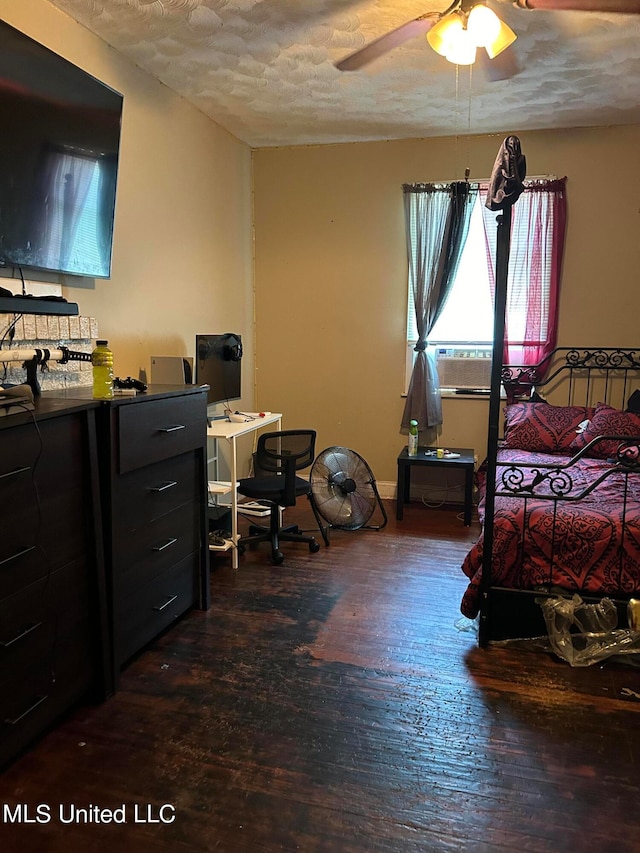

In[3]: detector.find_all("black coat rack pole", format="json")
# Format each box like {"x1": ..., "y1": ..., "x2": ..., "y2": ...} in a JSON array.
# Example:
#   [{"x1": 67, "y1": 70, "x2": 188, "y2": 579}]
[{"x1": 478, "y1": 204, "x2": 512, "y2": 647}]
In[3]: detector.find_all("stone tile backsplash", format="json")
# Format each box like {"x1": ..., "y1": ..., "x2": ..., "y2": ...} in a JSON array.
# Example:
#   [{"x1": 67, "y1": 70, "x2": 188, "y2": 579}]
[{"x1": 1, "y1": 313, "x2": 98, "y2": 390}]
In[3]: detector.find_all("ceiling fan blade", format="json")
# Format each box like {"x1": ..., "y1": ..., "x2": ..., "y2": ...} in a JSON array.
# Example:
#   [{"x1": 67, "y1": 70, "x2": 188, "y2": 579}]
[
  {"x1": 514, "y1": 0, "x2": 640, "y2": 12},
  {"x1": 335, "y1": 14, "x2": 440, "y2": 71}
]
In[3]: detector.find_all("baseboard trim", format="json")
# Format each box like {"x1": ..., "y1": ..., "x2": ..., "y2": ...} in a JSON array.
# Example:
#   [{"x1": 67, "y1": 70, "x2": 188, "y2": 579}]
[
  {"x1": 374, "y1": 481, "x2": 467, "y2": 507},
  {"x1": 376, "y1": 481, "x2": 396, "y2": 500}
]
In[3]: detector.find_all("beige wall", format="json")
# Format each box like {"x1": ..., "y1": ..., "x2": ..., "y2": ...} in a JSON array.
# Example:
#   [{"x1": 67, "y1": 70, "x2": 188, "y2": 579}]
[
  {"x1": 5, "y1": 3, "x2": 640, "y2": 488},
  {"x1": 253, "y1": 126, "x2": 640, "y2": 483},
  {"x1": 2, "y1": 0, "x2": 254, "y2": 408}
]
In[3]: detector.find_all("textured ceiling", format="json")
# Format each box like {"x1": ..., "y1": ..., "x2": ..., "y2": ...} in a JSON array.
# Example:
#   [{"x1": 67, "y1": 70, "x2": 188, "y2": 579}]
[{"x1": 46, "y1": 0, "x2": 640, "y2": 148}]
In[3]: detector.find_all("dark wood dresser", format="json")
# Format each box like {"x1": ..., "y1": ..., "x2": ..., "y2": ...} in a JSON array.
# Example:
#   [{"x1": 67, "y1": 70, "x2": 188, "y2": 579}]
[
  {"x1": 0, "y1": 385, "x2": 209, "y2": 765},
  {"x1": 95, "y1": 386, "x2": 209, "y2": 685},
  {"x1": 0, "y1": 398, "x2": 108, "y2": 767}
]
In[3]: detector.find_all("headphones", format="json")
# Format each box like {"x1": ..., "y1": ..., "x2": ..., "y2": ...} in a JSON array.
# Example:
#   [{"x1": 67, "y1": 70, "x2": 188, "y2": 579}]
[{"x1": 222, "y1": 333, "x2": 243, "y2": 362}]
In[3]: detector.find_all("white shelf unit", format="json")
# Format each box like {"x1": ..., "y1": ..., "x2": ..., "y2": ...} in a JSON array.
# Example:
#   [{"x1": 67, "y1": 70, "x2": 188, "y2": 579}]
[
  {"x1": 206, "y1": 413, "x2": 283, "y2": 568},
  {"x1": 206, "y1": 453, "x2": 236, "y2": 553},
  {"x1": 208, "y1": 536, "x2": 234, "y2": 553},
  {"x1": 207, "y1": 479, "x2": 235, "y2": 497}
]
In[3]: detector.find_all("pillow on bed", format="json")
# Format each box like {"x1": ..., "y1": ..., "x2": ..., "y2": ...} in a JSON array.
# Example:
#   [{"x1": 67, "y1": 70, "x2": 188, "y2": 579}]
[
  {"x1": 570, "y1": 402, "x2": 640, "y2": 459},
  {"x1": 503, "y1": 402, "x2": 594, "y2": 454}
]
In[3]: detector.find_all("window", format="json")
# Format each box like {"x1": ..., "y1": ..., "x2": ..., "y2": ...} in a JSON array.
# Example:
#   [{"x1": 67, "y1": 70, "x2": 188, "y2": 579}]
[
  {"x1": 407, "y1": 198, "x2": 494, "y2": 346},
  {"x1": 406, "y1": 178, "x2": 566, "y2": 388}
]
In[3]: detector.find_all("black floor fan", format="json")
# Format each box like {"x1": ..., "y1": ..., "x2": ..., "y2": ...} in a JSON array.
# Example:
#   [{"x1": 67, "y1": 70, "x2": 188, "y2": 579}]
[{"x1": 309, "y1": 446, "x2": 387, "y2": 533}]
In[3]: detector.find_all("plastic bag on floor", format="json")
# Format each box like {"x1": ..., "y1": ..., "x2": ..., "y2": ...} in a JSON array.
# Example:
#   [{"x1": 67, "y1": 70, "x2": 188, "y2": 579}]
[{"x1": 538, "y1": 594, "x2": 640, "y2": 667}]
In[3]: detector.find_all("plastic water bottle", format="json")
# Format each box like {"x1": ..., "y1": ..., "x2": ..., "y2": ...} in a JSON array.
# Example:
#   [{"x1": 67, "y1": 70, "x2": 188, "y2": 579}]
[
  {"x1": 92, "y1": 340, "x2": 114, "y2": 399},
  {"x1": 408, "y1": 419, "x2": 419, "y2": 456}
]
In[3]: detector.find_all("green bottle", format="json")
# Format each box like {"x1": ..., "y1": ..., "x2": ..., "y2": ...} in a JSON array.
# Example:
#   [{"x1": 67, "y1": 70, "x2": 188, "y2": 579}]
[
  {"x1": 408, "y1": 419, "x2": 418, "y2": 456},
  {"x1": 92, "y1": 340, "x2": 114, "y2": 400}
]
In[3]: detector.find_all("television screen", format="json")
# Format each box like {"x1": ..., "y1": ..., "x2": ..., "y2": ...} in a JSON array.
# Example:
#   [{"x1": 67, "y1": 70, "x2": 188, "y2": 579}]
[
  {"x1": 195, "y1": 334, "x2": 242, "y2": 407},
  {"x1": 0, "y1": 20, "x2": 123, "y2": 279}
]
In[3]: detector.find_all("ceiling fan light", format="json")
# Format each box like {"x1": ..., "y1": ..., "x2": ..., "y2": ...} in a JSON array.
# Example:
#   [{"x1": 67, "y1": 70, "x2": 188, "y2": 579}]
[
  {"x1": 445, "y1": 28, "x2": 477, "y2": 66},
  {"x1": 467, "y1": 5, "x2": 501, "y2": 48},
  {"x1": 485, "y1": 20, "x2": 517, "y2": 59},
  {"x1": 426, "y1": 13, "x2": 464, "y2": 58}
]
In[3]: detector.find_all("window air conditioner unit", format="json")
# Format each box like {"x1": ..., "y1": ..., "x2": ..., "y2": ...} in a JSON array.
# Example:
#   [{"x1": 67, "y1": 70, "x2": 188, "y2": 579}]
[{"x1": 436, "y1": 349, "x2": 492, "y2": 391}]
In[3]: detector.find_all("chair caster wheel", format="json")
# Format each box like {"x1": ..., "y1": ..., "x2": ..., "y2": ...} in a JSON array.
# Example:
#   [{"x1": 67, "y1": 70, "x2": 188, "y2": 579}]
[
  {"x1": 272, "y1": 550, "x2": 284, "y2": 565},
  {"x1": 309, "y1": 540, "x2": 320, "y2": 553}
]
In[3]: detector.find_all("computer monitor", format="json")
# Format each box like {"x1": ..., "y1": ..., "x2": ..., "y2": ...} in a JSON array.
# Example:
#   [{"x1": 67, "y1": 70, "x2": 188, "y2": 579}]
[{"x1": 195, "y1": 333, "x2": 242, "y2": 407}]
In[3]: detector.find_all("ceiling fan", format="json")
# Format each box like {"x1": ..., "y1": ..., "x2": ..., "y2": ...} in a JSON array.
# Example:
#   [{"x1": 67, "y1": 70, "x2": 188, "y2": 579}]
[{"x1": 335, "y1": 0, "x2": 640, "y2": 72}]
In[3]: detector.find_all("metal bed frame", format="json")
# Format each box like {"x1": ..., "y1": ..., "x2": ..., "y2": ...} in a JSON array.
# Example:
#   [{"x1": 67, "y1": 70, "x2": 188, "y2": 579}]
[{"x1": 478, "y1": 347, "x2": 640, "y2": 646}]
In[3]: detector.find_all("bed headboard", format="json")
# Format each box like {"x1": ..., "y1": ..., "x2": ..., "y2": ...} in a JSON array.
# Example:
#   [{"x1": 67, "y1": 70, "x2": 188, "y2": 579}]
[{"x1": 502, "y1": 348, "x2": 640, "y2": 410}]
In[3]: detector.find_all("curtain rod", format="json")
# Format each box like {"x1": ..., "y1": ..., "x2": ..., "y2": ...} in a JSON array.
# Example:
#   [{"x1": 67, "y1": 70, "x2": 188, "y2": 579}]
[{"x1": 404, "y1": 174, "x2": 559, "y2": 185}]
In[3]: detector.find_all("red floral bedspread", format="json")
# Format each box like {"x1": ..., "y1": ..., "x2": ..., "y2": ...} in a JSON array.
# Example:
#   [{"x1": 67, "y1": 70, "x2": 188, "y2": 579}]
[{"x1": 460, "y1": 449, "x2": 640, "y2": 618}]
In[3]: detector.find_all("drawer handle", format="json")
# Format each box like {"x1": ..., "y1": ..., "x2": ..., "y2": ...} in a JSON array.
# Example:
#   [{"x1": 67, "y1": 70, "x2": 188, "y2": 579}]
[
  {"x1": 0, "y1": 465, "x2": 31, "y2": 482},
  {"x1": 0, "y1": 545, "x2": 36, "y2": 568},
  {"x1": 0, "y1": 621, "x2": 42, "y2": 649},
  {"x1": 157, "y1": 424, "x2": 186, "y2": 433},
  {"x1": 149, "y1": 481, "x2": 178, "y2": 493},
  {"x1": 152, "y1": 537, "x2": 178, "y2": 552},
  {"x1": 4, "y1": 694, "x2": 48, "y2": 726},
  {"x1": 153, "y1": 594, "x2": 178, "y2": 612}
]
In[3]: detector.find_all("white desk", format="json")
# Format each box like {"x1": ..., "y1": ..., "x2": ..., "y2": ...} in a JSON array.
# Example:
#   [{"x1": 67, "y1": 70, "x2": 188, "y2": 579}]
[{"x1": 206, "y1": 413, "x2": 282, "y2": 568}]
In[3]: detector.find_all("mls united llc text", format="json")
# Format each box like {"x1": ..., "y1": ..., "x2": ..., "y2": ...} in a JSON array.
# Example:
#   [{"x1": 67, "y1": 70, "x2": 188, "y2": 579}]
[{"x1": 3, "y1": 803, "x2": 176, "y2": 824}]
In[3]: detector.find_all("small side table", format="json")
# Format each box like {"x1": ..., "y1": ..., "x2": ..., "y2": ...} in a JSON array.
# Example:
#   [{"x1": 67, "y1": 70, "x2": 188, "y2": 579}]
[{"x1": 396, "y1": 446, "x2": 475, "y2": 526}]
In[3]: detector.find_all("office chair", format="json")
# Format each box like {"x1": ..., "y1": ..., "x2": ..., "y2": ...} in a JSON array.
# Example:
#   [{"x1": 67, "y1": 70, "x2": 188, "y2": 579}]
[{"x1": 237, "y1": 429, "x2": 329, "y2": 565}]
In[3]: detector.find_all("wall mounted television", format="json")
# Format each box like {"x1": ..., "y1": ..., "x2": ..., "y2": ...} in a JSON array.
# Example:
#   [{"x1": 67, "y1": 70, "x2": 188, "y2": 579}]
[
  {"x1": 195, "y1": 333, "x2": 243, "y2": 407},
  {"x1": 0, "y1": 20, "x2": 123, "y2": 279}
]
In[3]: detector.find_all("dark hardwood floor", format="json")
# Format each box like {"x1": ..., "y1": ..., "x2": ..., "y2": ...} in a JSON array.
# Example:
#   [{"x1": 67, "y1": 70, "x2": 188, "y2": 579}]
[{"x1": 1, "y1": 501, "x2": 640, "y2": 852}]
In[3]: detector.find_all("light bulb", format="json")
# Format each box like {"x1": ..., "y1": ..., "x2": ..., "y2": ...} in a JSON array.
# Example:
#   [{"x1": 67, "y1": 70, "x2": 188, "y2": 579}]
[{"x1": 445, "y1": 27, "x2": 477, "y2": 66}]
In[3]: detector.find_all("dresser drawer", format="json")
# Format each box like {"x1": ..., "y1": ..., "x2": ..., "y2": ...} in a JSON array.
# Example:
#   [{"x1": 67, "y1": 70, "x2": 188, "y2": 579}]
[
  {"x1": 0, "y1": 423, "x2": 40, "y2": 474},
  {"x1": 0, "y1": 642, "x2": 93, "y2": 768},
  {"x1": 0, "y1": 454, "x2": 37, "y2": 497},
  {"x1": 114, "y1": 451, "x2": 200, "y2": 529},
  {"x1": 114, "y1": 501, "x2": 201, "y2": 597},
  {"x1": 0, "y1": 479, "x2": 90, "y2": 601},
  {"x1": 116, "y1": 554, "x2": 199, "y2": 665},
  {"x1": 0, "y1": 559, "x2": 92, "y2": 678},
  {"x1": 0, "y1": 465, "x2": 37, "y2": 577},
  {"x1": 0, "y1": 616, "x2": 92, "y2": 711},
  {"x1": 117, "y1": 393, "x2": 206, "y2": 474},
  {"x1": 0, "y1": 413, "x2": 93, "y2": 591},
  {"x1": 0, "y1": 559, "x2": 94, "y2": 766}
]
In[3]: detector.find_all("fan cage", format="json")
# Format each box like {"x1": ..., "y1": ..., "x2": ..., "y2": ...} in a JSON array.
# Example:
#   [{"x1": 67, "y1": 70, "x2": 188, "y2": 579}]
[{"x1": 309, "y1": 446, "x2": 387, "y2": 531}]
